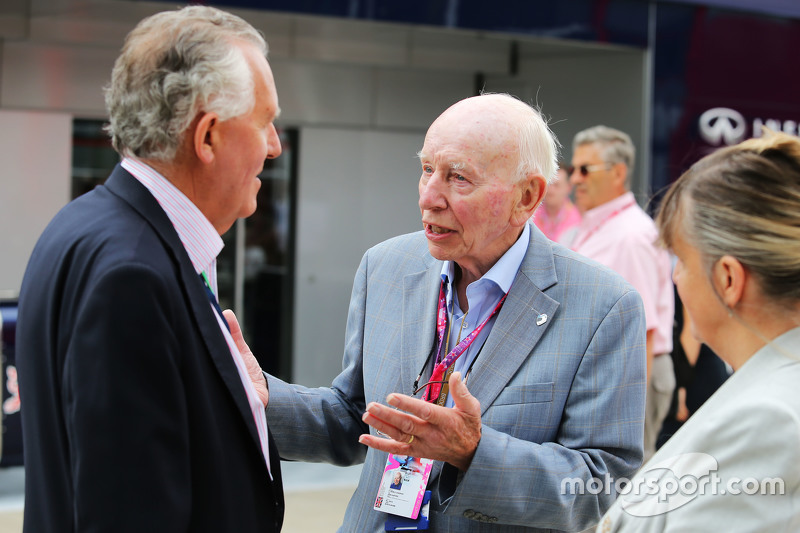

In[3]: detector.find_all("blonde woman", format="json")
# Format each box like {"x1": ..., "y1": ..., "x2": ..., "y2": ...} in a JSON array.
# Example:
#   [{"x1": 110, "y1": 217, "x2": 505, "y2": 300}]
[{"x1": 599, "y1": 130, "x2": 800, "y2": 532}]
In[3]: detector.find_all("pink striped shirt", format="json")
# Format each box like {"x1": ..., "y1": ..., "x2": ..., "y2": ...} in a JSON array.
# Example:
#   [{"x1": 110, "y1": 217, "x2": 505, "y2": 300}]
[
  {"x1": 568, "y1": 192, "x2": 673, "y2": 356},
  {"x1": 121, "y1": 157, "x2": 272, "y2": 477},
  {"x1": 533, "y1": 200, "x2": 581, "y2": 242}
]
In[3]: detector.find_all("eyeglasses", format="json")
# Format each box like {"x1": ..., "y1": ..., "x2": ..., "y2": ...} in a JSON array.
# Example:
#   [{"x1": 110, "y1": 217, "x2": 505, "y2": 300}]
[
  {"x1": 567, "y1": 163, "x2": 612, "y2": 177},
  {"x1": 411, "y1": 379, "x2": 452, "y2": 397}
]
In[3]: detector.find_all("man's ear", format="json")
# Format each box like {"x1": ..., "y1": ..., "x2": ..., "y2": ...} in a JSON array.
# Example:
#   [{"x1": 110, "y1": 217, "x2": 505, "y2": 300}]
[
  {"x1": 714, "y1": 255, "x2": 746, "y2": 309},
  {"x1": 611, "y1": 162, "x2": 628, "y2": 190},
  {"x1": 193, "y1": 112, "x2": 219, "y2": 164},
  {"x1": 512, "y1": 173, "x2": 547, "y2": 226}
]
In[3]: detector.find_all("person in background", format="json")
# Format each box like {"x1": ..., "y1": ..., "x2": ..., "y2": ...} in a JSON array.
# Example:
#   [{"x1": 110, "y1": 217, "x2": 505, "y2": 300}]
[
  {"x1": 656, "y1": 287, "x2": 730, "y2": 449},
  {"x1": 15, "y1": 6, "x2": 285, "y2": 532},
  {"x1": 565, "y1": 125, "x2": 674, "y2": 461},
  {"x1": 233, "y1": 93, "x2": 647, "y2": 532},
  {"x1": 532, "y1": 161, "x2": 581, "y2": 241},
  {"x1": 599, "y1": 129, "x2": 800, "y2": 531}
]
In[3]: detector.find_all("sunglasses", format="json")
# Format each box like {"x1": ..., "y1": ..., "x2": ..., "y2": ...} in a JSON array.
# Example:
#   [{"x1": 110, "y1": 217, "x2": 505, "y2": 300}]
[{"x1": 567, "y1": 163, "x2": 611, "y2": 177}]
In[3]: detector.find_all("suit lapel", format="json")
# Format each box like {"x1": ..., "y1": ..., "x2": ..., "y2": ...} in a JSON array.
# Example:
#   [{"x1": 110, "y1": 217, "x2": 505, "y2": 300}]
[
  {"x1": 425, "y1": 227, "x2": 560, "y2": 481},
  {"x1": 463, "y1": 226, "x2": 560, "y2": 416},
  {"x1": 400, "y1": 262, "x2": 442, "y2": 398},
  {"x1": 103, "y1": 166, "x2": 268, "y2": 472}
]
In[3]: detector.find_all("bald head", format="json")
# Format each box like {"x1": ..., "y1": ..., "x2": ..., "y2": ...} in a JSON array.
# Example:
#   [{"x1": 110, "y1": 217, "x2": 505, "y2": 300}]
[{"x1": 428, "y1": 94, "x2": 560, "y2": 185}]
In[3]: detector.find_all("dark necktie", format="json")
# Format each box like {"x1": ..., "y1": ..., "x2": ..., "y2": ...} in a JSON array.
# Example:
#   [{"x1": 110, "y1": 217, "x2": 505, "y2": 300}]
[{"x1": 199, "y1": 272, "x2": 230, "y2": 332}]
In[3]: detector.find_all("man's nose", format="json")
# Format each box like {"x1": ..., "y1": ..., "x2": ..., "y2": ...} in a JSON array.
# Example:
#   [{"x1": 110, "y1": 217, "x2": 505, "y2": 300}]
[
  {"x1": 568, "y1": 168, "x2": 581, "y2": 186},
  {"x1": 266, "y1": 124, "x2": 282, "y2": 160},
  {"x1": 419, "y1": 173, "x2": 447, "y2": 210}
]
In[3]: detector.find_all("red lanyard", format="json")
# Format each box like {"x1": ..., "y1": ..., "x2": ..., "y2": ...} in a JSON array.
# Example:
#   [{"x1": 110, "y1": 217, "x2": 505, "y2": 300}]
[
  {"x1": 425, "y1": 280, "x2": 507, "y2": 403},
  {"x1": 570, "y1": 198, "x2": 636, "y2": 251}
]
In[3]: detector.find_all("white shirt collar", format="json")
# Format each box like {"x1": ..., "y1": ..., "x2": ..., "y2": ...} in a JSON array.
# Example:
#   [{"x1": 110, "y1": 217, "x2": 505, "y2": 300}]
[{"x1": 121, "y1": 157, "x2": 223, "y2": 279}]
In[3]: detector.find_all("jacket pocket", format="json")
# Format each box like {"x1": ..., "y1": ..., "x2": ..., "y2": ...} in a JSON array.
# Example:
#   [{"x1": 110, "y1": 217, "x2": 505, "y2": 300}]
[{"x1": 491, "y1": 382, "x2": 555, "y2": 405}]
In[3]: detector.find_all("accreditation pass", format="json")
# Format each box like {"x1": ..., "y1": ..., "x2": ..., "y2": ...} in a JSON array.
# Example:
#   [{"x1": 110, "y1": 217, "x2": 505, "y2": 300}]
[{"x1": 373, "y1": 453, "x2": 433, "y2": 519}]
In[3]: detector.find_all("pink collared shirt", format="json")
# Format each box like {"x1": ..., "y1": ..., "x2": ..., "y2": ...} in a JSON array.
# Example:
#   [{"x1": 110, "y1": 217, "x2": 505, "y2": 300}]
[
  {"x1": 533, "y1": 200, "x2": 581, "y2": 242},
  {"x1": 566, "y1": 192, "x2": 674, "y2": 355},
  {"x1": 121, "y1": 157, "x2": 273, "y2": 477}
]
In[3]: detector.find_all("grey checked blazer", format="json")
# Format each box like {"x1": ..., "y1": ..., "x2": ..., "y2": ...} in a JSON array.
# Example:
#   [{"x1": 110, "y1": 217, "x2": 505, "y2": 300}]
[{"x1": 267, "y1": 224, "x2": 646, "y2": 532}]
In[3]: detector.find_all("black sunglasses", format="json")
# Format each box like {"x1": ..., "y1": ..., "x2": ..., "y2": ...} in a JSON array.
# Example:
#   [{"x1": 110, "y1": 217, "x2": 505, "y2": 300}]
[{"x1": 567, "y1": 163, "x2": 611, "y2": 177}]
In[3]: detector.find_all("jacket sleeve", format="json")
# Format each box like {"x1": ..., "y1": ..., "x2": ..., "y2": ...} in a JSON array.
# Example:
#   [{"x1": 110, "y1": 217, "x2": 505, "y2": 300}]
[
  {"x1": 265, "y1": 251, "x2": 371, "y2": 466},
  {"x1": 600, "y1": 394, "x2": 800, "y2": 533}
]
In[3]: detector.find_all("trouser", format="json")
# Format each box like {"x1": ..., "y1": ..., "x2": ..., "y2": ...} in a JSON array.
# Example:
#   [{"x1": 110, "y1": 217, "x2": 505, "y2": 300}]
[{"x1": 643, "y1": 353, "x2": 675, "y2": 462}]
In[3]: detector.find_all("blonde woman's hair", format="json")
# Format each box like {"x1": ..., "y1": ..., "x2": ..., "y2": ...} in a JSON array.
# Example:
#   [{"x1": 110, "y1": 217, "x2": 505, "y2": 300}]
[{"x1": 657, "y1": 129, "x2": 800, "y2": 305}]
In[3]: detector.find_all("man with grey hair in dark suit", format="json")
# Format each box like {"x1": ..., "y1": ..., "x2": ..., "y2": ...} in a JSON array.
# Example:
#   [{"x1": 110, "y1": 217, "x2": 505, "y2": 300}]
[{"x1": 17, "y1": 6, "x2": 285, "y2": 531}]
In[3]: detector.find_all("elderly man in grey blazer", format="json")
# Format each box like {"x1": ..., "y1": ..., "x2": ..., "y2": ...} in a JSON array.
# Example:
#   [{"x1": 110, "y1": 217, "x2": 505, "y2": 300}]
[{"x1": 238, "y1": 93, "x2": 647, "y2": 532}]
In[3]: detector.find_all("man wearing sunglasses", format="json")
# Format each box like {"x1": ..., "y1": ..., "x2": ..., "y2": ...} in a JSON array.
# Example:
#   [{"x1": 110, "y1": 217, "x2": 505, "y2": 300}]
[
  {"x1": 234, "y1": 95, "x2": 647, "y2": 532},
  {"x1": 565, "y1": 125, "x2": 675, "y2": 462}
]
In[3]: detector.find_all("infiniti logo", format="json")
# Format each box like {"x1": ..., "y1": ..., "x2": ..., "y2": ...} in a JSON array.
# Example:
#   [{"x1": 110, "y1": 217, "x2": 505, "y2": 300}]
[{"x1": 699, "y1": 108, "x2": 746, "y2": 146}]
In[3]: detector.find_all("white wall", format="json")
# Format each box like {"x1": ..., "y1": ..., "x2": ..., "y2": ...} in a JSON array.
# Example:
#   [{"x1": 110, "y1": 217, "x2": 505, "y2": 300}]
[
  {"x1": 482, "y1": 46, "x2": 647, "y2": 196},
  {"x1": 294, "y1": 128, "x2": 425, "y2": 386},
  {"x1": 517, "y1": 51, "x2": 648, "y2": 198},
  {"x1": 0, "y1": 110, "x2": 72, "y2": 294},
  {"x1": 1, "y1": 42, "x2": 116, "y2": 116}
]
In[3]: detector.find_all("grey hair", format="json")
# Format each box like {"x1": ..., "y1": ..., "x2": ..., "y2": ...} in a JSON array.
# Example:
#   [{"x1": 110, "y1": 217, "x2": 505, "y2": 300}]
[
  {"x1": 490, "y1": 94, "x2": 560, "y2": 184},
  {"x1": 573, "y1": 125, "x2": 635, "y2": 182},
  {"x1": 657, "y1": 129, "x2": 800, "y2": 307},
  {"x1": 104, "y1": 5, "x2": 267, "y2": 161}
]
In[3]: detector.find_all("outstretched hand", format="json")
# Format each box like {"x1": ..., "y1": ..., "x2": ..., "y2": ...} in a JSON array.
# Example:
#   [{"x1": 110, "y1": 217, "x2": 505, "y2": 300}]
[
  {"x1": 359, "y1": 371, "x2": 482, "y2": 471},
  {"x1": 222, "y1": 309, "x2": 269, "y2": 406}
]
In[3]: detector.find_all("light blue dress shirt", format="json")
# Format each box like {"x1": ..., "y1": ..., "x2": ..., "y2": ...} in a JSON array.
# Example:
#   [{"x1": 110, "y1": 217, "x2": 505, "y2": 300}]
[{"x1": 439, "y1": 224, "x2": 530, "y2": 407}]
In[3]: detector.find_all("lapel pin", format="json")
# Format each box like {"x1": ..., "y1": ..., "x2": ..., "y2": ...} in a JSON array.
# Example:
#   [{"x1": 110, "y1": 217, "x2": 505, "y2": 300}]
[{"x1": 536, "y1": 313, "x2": 548, "y2": 326}]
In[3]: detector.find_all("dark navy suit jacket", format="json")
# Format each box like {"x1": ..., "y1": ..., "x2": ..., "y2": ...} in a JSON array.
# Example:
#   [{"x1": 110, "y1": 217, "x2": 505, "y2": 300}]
[{"x1": 17, "y1": 165, "x2": 284, "y2": 532}]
